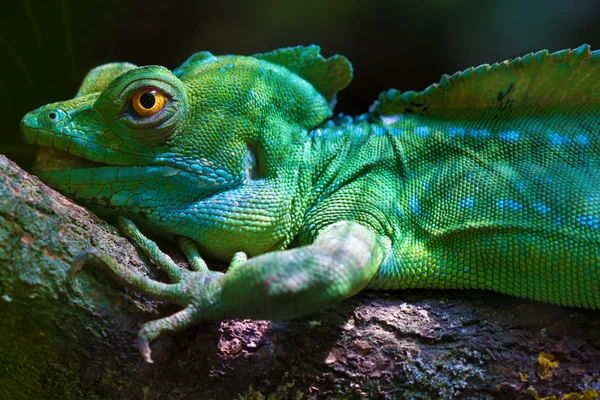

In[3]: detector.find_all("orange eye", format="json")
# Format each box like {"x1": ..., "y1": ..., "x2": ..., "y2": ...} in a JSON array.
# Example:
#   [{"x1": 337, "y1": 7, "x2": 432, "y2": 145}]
[{"x1": 132, "y1": 89, "x2": 166, "y2": 117}]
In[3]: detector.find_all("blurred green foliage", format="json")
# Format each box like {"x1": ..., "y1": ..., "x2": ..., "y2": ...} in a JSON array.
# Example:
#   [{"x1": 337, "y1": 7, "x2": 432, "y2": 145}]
[{"x1": 2, "y1": 0, "x2": 599, "y2": 168}]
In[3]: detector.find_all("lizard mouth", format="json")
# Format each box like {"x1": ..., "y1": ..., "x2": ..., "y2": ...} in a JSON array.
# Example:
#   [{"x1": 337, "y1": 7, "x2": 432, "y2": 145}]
[
  {"x1": 33, "y1": 147, "x2": 104, "y2": 171},
  {"x1": 32, "y1": 146, "x2": 226, "y2": 192}
]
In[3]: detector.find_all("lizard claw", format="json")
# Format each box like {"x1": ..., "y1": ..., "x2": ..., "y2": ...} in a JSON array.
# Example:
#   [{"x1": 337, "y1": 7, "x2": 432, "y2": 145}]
[
  {"x1": 137, "y1": 337, "x2": 153, "y2": 364},
  {"x1": 71, "y1": 248, "x2": 102, "y2": 279},
  {"x1": 71, "y1": 248, "x2": 96, "y2": 279}
]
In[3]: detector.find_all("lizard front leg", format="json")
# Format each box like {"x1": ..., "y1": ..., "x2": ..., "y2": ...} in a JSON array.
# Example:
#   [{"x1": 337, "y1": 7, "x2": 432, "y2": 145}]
[{"x1": 72, "y1": 219, "x2": 387, "y2": 362}]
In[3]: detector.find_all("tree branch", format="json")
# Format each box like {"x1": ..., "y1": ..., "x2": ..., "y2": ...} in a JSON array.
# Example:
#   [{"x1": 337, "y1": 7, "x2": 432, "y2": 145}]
[{"x1": 0, "y1": 155, "x2": 598, "y2": 399}]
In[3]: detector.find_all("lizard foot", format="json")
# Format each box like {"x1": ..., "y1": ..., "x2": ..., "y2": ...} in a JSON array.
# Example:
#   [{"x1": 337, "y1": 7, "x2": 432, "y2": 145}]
[
  {"x1": 72, "y1": 219, "x2": 386, "y2": 363},
  {"x1": 71, "y1": 217, "x2": 225, "y2": 362}
]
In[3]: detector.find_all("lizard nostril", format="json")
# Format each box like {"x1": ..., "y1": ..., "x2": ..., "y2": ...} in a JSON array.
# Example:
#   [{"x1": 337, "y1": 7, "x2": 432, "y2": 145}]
[{"x1": 48, "y1": 112, "x2": 57, "y2": 120}]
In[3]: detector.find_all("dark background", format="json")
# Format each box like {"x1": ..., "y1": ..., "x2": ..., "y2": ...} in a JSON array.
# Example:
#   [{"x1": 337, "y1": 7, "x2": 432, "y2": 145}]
[{"x1": 2, "y1": 0, "x2": 600, "y2": 168}]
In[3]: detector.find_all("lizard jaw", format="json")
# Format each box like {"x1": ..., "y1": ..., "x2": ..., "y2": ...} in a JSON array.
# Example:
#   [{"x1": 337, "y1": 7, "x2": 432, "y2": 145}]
[
  {"x1": 21, "y1": 107, "x2": 239, "y2": 204},
  {"x1": 31, "y1": 145, "x2": 228, "y2": 204},
  {"x1": 34, "y1": 147, "x2": 104, "y2": 171}
]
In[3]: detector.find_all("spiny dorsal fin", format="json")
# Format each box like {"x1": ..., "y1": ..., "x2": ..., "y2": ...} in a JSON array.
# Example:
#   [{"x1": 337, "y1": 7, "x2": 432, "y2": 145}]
[
  {"x1": 372, "y1": 44, "x2": 600, "y2": 119},
  {"x1": 253, "y1": 45, "x2": 353, "y2": 108}
]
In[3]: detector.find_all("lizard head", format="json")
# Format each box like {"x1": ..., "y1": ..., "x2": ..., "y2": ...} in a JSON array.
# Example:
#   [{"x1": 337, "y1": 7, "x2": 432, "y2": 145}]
[{"x1": 20, "y1": 46, "x2": 352, "y2": 258}]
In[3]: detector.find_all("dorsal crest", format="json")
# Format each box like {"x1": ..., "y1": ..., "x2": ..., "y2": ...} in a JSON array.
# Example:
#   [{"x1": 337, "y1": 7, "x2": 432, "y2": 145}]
[{"x1": 372, "y1": 44, "x2": 600, "y2": 120}]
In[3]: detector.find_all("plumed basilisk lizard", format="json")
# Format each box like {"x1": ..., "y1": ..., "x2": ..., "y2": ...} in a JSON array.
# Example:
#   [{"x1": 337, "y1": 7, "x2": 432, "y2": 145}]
[{"x1": 20, "y1": 45, "x2": 600, "y2": 362}]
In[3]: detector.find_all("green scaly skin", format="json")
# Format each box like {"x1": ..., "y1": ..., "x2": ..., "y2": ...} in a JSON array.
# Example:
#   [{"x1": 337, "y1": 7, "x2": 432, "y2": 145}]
[{"x1": 20, "y1": 45, "x2": 600, "y2": 362}]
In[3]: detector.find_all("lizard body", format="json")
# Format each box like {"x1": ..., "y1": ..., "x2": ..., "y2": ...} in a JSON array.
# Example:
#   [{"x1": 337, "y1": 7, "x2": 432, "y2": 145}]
[{"x1": 20, "y1": 45, "x2": 600, "y2": 362}]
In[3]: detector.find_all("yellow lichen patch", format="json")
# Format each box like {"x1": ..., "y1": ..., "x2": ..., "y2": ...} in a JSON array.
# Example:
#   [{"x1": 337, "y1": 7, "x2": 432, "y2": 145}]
[
  {"x1": 537, "y1": 352, "x2": 559, "y2": 380},
  {"x1": 520, "y1": 372, "x2": 529, "y2": 382},
  {"x1": 561, "y1": 389, "x2": 599, "y2": 400},
  {"x1": 527, "y1": 386, "x2": 557, "y2": 400}
]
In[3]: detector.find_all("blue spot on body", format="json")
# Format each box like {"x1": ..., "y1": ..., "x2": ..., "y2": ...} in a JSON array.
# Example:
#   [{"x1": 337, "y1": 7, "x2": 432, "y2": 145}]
[
  {"x1": 352, "y1": 126, "x2": 365, "y2": 137},
  {"x1": 496, "y1": 200, "x2": 523, "y2": 211},
  {"x1": 396, "y1": 205, "x2": 406, "y2": 218},
  {"x1": 390, "y1": 128, "x2": 403, "y2": 136},
  {"x1": 227, "y1": 63, "x2": 234, "y2": 69},
  {"x1": 447, "y1": 127, "x2": 465, "y2": 138},
  {"x1": 372, "y1": 126, "x2": 387, "y2": 136},
  {"x1": 219, "y1": 67, "x2": 227, "y2": 72},
  {"x1": 408, "y1": 197, "x2": 421, "y2": 216},
  {"x1": 531, "y1": 202, "x2": 551, "y2": 214},
  {"x1": 340, "y1": 114, "x2": 352, "y2": 124},
  {"x1": 575, "y1": 215, "x2": 599, "y2": 229},
  {"x1": 459, "y1": 197, "x2": 474, "y2": 208},
  {"x1": 468, "y1": 128, "x2": 490, "y2": 138},
  {"x1": 556, "y1": 216, "x2": 562, "y2": 225},
  {"x1": 588, "y1": 196, "x2": 595, "y2": 202},
  {"x1": 575, "y1": 134, "x2": 590, "y2": 146},
  {"x1": 498, "y1": 130, "x2": 520, "y2": 142},
  {"x1": 415, "y1": 126, "x2": 429, "y2": 137},
  {"x1": 516, "y1": 182, "x2": 525, "y2": 191},
  {"x1": 548, "y1": 133, "x2": 571, "y2": 146},
  {"x1": 356, "y1": 113, "x2": 369, "y2": 122}
]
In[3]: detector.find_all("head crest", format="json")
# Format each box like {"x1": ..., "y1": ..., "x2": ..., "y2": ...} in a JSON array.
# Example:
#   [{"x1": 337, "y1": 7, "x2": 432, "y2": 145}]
[{"x1": 253, "y1": 45, "x2": 353, "y2": 108}]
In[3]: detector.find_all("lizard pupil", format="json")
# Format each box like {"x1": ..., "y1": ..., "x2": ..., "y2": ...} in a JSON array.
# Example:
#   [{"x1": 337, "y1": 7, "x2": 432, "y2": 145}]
[{"x1": 139, "y1": 92, "x2": 156, "y2": 109}]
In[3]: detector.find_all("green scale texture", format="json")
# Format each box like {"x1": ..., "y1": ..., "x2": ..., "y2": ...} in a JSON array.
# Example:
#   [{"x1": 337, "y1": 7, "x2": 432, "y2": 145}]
[{"x1": 20, "y1": 44, "x2": 600, "y2": 361}]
